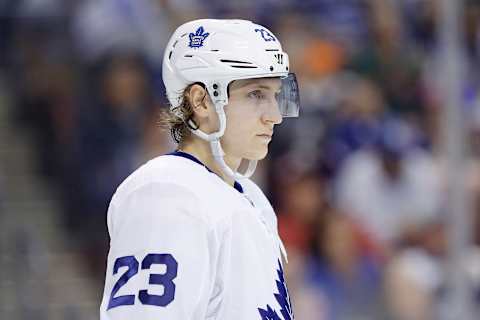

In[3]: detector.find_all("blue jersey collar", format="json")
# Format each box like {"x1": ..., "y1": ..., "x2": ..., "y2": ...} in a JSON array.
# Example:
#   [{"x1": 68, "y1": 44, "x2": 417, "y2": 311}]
[{"x1": 168, "y1": 151, "x2": 244, "y2": 194}]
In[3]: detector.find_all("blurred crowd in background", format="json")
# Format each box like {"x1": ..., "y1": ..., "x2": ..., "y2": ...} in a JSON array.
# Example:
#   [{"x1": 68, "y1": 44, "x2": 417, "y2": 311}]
[{"x1": 1, "y1": 0, "x2": 480, "y2": 319}]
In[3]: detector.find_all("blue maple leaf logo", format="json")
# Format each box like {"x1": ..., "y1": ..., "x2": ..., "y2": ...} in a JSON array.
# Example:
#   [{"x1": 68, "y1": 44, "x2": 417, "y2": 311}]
[
  {"x1": 258, "y1": 305, "x2": 282, "y2": 320},
  {"x1": 188, "y1": 26, "x2": 209, "y2": 48},
  {"x1": 258, "y1": 260, "x2": 294, "y2": 320},
  {"x1": 255, "y1": 28, "x2": 276, "y2": 42}
]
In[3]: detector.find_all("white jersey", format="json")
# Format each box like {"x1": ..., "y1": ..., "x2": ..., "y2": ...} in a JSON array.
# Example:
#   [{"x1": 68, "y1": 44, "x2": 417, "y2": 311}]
[{"x1": 100, "y1": 152, "x2": 294, "y2": 320}]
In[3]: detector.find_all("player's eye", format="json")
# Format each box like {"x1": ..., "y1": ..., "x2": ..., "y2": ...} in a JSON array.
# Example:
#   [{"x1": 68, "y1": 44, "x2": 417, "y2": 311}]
[
  {"x1": 247, "y1": 90, "x2": 266, "y2": 100},
  {"x1": 274, "y1": 91, "x2": 281, "y2": 101}
]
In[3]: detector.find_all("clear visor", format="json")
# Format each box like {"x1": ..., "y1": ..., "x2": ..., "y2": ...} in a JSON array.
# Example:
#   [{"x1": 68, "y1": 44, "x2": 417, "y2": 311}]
[{"x1": 277, "y1": 73, "x2": 300, "y2": 118}]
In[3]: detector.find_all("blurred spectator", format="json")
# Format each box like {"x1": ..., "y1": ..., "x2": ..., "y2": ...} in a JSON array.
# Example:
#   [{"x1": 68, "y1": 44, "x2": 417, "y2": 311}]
[
  {"x1": 335, "y1": 117, "x2": 442, "y2": 249},
  {"x1": 284, "y1": 247, "x2": 329, "y2": 319},
  {"x1": 384, "y1": 215, "x2": 480, "y2": 319},
  {"x1": 401, "y1": 0, "x2": 438, "y2": 53},
  {"x1": 307, "y1": 0, "x2": 371, "y2": 54},
  {"x1": 277, "y1": 170, "x2": 329, "y2": 255},
  {"x1": 322, "y1": 76, "x2": 385, "y2": 176},
  {"x1": 305, "y1": 212, "x2": 385, "y2": 320},
  {"x1": 73, "y1": 0, "x2": 173, "y2": 66},
  {"x1": 14, "y1": 0, "x2": 67, "y2": 18},
  {"x1": 11, "y1": 23, "x2": 78, "y2": 179},
  {"x1": 350, "y1": 0, "x2": 425, "y2": 118},
  {"x1": 384, "y1": 222, "x2": 447, "y2": 320},
  {"x1": 63, "y1": 51, "x2": 158, "y2": 276}
]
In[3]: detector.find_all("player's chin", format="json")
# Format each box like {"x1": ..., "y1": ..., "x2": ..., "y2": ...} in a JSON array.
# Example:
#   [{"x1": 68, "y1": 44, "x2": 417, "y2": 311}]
[{"x1": 245, "y1": 146, "x2": 269, "y2": 160}]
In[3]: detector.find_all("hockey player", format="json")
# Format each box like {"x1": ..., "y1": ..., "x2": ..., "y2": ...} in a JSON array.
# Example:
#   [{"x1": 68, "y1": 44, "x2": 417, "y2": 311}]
[{"x1": 100, "y1": 19, "x2": 300, "y2": 319}]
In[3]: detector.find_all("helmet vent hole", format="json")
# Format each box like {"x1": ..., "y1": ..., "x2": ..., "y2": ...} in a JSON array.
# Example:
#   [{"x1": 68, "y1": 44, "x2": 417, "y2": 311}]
[
  {"x1": 211, "y1": 49, "x2": 219, "y2": 52},
  {"x1": 184, "y1": 54, "x2": 193, "y2": 58},
  {"x1": 270, "y1": 66, "x2": 274, "y2": 71},
  {"x1": 265, "y1": 49, "x2": 279, "y2": 52},
  {"x1": 230, "y1": 66, "x2": 258, "y2": 69},
  {"x1": 169, "y1": 51, "x2": 173, "y2": 59},
  {"x1": 220, "y1": 59, "x2": 258, "y2": 69},
  {"x1": 220, "y1": 59, "x2": 253, "y2": 64}
]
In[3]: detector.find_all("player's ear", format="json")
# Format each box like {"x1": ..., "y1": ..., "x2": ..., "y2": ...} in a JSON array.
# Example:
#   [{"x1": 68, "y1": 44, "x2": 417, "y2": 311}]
[{"x1": 188, "y1": 84, "x2": 211, "y2": 119}]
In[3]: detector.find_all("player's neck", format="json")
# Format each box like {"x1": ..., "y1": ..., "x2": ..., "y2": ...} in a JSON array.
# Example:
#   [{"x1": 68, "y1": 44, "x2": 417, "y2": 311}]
[{"x1": 179, "y1": 139, "x2": 240, "y2": 186}]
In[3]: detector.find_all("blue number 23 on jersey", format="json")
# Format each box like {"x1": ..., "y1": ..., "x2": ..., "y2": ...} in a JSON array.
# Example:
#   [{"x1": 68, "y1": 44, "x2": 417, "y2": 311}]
[{"x1": 108, "y1": 253, "x2": 178, "y2": 310}]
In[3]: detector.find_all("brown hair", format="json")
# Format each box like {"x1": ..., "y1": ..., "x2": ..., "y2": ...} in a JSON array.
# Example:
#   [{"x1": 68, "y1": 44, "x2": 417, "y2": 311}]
[{"x1": 159, "y1": 83, "x2": 206, "y2": 144}]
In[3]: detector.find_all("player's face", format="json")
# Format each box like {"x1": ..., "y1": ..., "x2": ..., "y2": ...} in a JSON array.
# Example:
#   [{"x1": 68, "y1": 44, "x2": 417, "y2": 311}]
[{"x1": 221, "y1": 78, "x2": 283, "y2": 160}]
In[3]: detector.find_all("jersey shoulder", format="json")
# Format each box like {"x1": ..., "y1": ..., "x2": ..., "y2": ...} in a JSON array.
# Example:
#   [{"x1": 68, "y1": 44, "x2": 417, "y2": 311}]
[
  {"x1": 113, "y1": 154, "x2": 207, "y2": 196},
  {"x1": 109, "y1": 155, "x2": 241, "y2": 228}
]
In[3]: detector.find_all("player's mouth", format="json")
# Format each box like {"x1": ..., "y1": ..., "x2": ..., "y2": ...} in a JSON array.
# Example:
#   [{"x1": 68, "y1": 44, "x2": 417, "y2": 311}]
[
  {"x1": 257, "y1": 130, "x2": 273, "y2": 137},
  {"x1": 257, "y1": 133, "x2": 272, "y2": 141}
]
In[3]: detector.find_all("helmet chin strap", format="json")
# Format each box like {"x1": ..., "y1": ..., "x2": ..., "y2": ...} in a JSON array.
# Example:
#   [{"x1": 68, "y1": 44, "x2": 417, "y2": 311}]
[
  {"x1": 187, "y1": 101, "x2": 258, "y2": 180},
  {"x1": 210, "y1": 140, "x2": 258, "y2": 180}
]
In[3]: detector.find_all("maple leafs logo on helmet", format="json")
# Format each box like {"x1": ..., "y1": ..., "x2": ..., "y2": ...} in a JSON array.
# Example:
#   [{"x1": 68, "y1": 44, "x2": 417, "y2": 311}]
[
  {"x1": 255, "y1": 28, "x2": 276, "y2": 42},
  {"x1": 188, "y1": 26, "x2": 209, "y2": 48}
]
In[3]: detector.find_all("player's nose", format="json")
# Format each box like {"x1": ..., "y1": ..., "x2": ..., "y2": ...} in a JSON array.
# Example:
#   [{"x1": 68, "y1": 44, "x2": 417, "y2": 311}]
[{"x1": 263, "y1": 99, "x2": 282, "y2": 125}]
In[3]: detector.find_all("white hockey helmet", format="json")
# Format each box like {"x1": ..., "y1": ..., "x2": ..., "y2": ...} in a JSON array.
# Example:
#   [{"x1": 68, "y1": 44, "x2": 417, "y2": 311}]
[{"x1": 162, "y1": 19, "x2": 300, "y2": 179}]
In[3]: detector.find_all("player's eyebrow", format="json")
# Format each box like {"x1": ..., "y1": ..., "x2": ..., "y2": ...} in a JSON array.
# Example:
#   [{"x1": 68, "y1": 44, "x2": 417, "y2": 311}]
[
  {"x1": 252, "y1": 84, "x2": 277, "y2": 90},
  {"x1": 233, "y1": 79, "x2": 281, "y2": 91}
]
